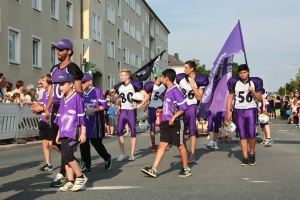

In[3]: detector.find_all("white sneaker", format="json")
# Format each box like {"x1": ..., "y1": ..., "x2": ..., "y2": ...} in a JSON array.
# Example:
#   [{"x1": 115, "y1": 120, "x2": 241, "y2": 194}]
[
  {"x1": 59, "y1": 182, "x2": 73, "y2": 191},
  {"x1": 206, "y1": 140, "x2": 214, "y2": 148},
  {"x1": 207, "y1": 135, "x2": 210, "y2": 140},
  {"x1": 264, "y1": 139, "x2": 272, "y2": 147},
  {"x1": 124, "y1": 132, "x2": 130, "y2": 136},
  {"x1": 128, "y1": 155, "x2": 135, "y2": 161},
  {"x1": 117, "y1": 154, "x2": 126, "y2": 162},
  {"x1": 70, "y1": 175, "x2": 88, "y2": 191},
  {"x1": 212, "y1": 142, "x2": 219, "y2": 150}
]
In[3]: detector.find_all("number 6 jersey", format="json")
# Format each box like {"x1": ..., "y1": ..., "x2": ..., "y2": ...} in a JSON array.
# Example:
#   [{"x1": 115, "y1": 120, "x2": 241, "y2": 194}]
[
  {"x1": 144, "y1": 82, "x2": 166, "y2": 109},
  {"x1": 227, "y1": 77, "x2": 263, "y2": 109},
  {"x1": 114, "y1": 80, "x2": 143, "y2": 110},
  {"x1": 176, "y1": 73, "x2": 209, "y2": 106}
]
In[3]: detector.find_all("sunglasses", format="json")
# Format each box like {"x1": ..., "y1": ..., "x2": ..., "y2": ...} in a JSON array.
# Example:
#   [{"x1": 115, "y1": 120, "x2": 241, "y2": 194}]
[{"x1": 57, "y1": 49, "x2": 69, "y2": 52}]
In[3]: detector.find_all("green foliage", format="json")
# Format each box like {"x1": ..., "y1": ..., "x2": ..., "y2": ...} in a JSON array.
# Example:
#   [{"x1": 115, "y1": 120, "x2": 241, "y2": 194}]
[
  {"x1": 277, "y1": 68, "x2": 300, "y2": 95},
  {"x1": 193, "y1": 59, "x2": 210, "y2": 76},
  {"x1": 232, "y1": 62, "x2": 239, "y2": 77}
]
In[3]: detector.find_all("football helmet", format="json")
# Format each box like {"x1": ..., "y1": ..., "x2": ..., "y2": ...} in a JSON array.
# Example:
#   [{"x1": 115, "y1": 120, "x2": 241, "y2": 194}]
[
  {"x1": 130, "y1": 92, "x2": 144, "y2": 107},
  {"x1": 139, "y1": 119, "x2": 149, "y2": 130},
  {"x1": 223, "y1": 121, "x2": 237, "y2": 133},
  {"x1": 258, "y1": 113, "x2": 270, "y2": 124}
]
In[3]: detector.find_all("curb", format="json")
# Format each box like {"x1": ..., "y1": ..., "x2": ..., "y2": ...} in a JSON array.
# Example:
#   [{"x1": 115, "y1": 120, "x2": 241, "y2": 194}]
[{"x1": 0, "y1": 141, "x2": 42, "y2": 152}]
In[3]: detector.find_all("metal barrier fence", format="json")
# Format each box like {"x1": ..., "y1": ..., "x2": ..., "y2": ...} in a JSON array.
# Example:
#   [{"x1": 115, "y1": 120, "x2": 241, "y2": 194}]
[{"x1": 0, "y1": 104, "x2": 40, "y2": 140}]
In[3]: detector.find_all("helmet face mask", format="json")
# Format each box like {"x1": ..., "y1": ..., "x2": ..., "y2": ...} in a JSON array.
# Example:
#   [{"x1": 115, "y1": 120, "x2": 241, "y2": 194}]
[
  {"x1": 130, "y1": 92, "x2": 144, "y2": 107},
  {"x1": 139, "y1": 119, "x2": 149, "y2": 130},
  {"x1": 223, "y1": 121, "x2": 237, "y2": 133}
]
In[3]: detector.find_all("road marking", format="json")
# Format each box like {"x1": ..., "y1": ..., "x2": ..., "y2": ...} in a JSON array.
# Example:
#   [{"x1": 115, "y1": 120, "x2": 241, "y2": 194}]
[
  {"x1": 31, "y1": 186, "x2": 142, "y2": 192},
  {"x1": 250, "y1": 181, "x2": 272, "y2": 183}
]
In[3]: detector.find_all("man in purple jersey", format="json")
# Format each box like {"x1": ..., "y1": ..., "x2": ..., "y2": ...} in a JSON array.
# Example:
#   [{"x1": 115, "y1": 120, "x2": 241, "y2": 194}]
[
  {"x1": 80, "y1": 73, "x2": 112, "y2": 174},
  {"x1": 141, "y1": 68, "x2": 191, "y2": 178},
  {"x1": 114, "y1": 69, "x2": 149, "y2": 162},
  {"x1": 53, "y1": 72, "x2": 88, "y2": 191},
  {"x1": 226, "y1": 64, "x2": 263, "y2": 166},
  {"x1": 44, "y1": 39, "x2": 84, "y2": 187}
]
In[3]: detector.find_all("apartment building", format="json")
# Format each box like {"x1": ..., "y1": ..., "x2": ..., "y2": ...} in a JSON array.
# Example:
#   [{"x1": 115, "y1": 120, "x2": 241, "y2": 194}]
[{"x1": 0, "y1": 0, "x2": 170, "y2": 90}]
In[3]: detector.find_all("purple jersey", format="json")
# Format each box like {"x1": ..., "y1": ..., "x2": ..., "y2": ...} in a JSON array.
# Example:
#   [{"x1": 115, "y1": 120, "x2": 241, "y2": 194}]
[
  {"x1": 54, "y1": 92, "x2": 86, "y2": 139},
  {"x1": 83, "y1": 87, "x2": 107, "y2": 138},
  {"x1": 40, "y1": 91, "x2": 52, "y2": 122},
  {"x1": 50, "y1": 62, "x2": 84, "y2": 104},
  {"x1": 162, "y1": 85, "x2": 188, "y2": 121}
]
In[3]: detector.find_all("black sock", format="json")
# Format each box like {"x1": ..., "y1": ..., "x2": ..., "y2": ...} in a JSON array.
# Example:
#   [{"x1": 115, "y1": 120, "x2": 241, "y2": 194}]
[{"x1": 77, "y1": 174, "x2": 84, "y2": 179}]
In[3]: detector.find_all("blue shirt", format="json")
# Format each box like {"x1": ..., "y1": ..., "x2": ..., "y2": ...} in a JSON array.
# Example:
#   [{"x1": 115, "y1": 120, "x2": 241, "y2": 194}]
[{"x1": 108, "y1": 106, "x2": 117, "y2": 120}]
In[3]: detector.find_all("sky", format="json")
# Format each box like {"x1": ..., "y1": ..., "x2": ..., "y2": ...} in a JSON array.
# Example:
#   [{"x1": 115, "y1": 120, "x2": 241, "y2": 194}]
[{"x1": 146, "y1": 0, "x2": 300, "y2": 92}]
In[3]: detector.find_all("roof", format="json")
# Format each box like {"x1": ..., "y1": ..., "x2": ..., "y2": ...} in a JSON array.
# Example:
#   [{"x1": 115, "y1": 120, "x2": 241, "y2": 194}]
[{"x1": 168, "y1": 54, "x2": 184, "y2": 67}]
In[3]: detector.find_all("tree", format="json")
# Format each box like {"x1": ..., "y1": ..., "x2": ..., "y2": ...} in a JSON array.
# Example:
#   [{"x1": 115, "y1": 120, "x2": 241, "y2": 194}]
[
  {"x1": 277, "y1": 68, "x2": 300, "y2": 95},
  {"x1": 193, "y1": 59, "x2": 210, "y2": 76},
  {"x1": 232, "y1": 62, "x2": 239, "y2": 77}
]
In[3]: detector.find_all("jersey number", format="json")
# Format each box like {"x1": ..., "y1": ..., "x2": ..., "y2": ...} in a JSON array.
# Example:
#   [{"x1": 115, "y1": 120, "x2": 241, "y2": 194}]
[
  {"x1": 120, "y1": 92, "x2": 133, "y2": 103},
  {"x1": 153, "y1": 92, "x2": 164, "y2": 100},
  {"x1": 238, "y1": 91, "x2": 253, "y2": 103},
  {"x1": 182, "y1": 89, "x2": 195, "y2": 100}
]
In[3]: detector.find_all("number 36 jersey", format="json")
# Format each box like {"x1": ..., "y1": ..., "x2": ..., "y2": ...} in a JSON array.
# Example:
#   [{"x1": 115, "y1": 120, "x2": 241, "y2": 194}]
[
  {"x1": 227, "y1": 77, "x2": 263, "y2": 109},
  {"x1": 176, "y1": 73, "x2": 209, "y2": 106},
  {"x1": 114, "y1": 80, "x2": 143, "y2": 110},
  {"x1": 144, "y1": 82, "x2": 166, "y2": 109}
]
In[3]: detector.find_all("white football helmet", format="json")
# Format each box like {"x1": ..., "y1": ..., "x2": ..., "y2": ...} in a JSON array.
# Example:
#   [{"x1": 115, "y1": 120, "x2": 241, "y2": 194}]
[
  {"x1": 139, "y1": 119, "x2": 149, "y2": 130},
  {"x1": 130, "y1": 92, "x2": 144, "y2": 107},
  {"x1": 224, "y1": 121, "x2": 237, "y2": 133},
  {"x1": 258, "y1": 113, "x2": 270, "y2": 124}
]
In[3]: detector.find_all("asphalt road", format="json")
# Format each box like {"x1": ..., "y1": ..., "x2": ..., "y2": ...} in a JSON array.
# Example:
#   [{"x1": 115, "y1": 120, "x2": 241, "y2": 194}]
[{"x1": 0, "y1": 119, "x2": 300, "y2": 200}]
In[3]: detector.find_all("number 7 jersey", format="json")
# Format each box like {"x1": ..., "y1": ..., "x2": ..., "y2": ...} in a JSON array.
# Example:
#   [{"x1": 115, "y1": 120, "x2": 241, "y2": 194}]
[{"x1": 227, "y1": 77, "x2": 263, "y2": 109}]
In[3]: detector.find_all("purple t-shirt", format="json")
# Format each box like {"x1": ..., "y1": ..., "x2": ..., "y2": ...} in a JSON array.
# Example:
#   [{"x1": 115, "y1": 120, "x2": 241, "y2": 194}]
[
  {"x1": 162, "y1": 85, "x2": 188, "y2": 121},
  {"x1": 50, "y1": 62, "x2": 84, "y2": 104},
  {"x1": 40, "y1": 91, "x2": 53, "y2": 122},
  {"x1": 83, "y1": 87, "x2": 107, "y2": 138},
  {"x1": 54, "y1": 92, "x2": 86, "y2": 139}
]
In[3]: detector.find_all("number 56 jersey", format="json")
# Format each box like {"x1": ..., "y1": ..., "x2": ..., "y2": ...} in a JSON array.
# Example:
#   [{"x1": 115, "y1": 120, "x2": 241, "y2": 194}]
[
  {"x1": 227, "y1": 77, "x2": 263, "y2": 109},
  {"x1": 144, "y1": 82, "x2": 166, "y2": 109}
]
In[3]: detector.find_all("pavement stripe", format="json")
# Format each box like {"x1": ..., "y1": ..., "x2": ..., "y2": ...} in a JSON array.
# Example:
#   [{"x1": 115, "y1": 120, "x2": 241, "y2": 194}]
[
  {"x1": 250, "y1": 181, "x2": 273, "y2": 183},
  {"x1": 31, "y1": 186, "x2": 142, "y2": 192}
]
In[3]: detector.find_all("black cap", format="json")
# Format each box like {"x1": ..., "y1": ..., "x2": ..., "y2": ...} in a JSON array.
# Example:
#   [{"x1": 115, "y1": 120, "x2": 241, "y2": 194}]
[{"x1": 238, "y1": 64, "x2": 249, "y2": 73}]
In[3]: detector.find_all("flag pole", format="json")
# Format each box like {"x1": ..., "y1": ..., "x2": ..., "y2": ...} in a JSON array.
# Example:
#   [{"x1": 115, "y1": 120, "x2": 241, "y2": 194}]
[{"x1": 238, "y1": 19, "x2": 248, "y2": 66}]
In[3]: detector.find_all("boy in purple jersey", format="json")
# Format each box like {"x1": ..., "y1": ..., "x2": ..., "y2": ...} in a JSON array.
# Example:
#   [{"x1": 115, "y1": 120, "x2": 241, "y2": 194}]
[
  {"x1": 54, "y1": 72, "x2": 88, "y2": 191},
  {"x1": 114, "y1": 69, "x2": 149, "y2": 161},
  {"x1": 226, "y1": 64, "x2": 263, "y2": 166},
  {"x1": 141, "y1": 68, "x2": 191, "y2": 178},
  {"x1": 80, "y1": 73, "x2": 112, "y2": 174}
]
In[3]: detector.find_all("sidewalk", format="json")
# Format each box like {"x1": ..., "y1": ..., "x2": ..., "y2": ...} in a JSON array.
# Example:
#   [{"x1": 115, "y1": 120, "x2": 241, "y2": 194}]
[{"x1": 0, "y1": 140, "x2": 42, "y2": 152}]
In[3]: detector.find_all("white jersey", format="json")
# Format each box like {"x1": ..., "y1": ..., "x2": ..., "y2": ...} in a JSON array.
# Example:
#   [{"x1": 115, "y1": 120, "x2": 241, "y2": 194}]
[
  {"x1": 234, "y1": 80, "x2": 257, "y2": 109},
  {"x1": 178, "y1": 78, "x2": 198, "y2": 106},
  {"x1": 149, "y1": 84, "x2": 166, "y2": 108},
  {"x1": 264, "y1": 92, "x2": 269, "y2": 105},
  {"x1": 117, "y1": 83, "x2": 136, "y2": 110}
]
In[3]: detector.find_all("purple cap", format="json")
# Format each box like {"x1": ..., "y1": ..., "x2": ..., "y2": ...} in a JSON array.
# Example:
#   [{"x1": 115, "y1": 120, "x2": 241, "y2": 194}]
[
  {"x1": 54, "y1": 73, "x2": 75, "y2": 83},
  {"x1": 82, "y1": 73, "x2": 93, "y2": 82},
  {"x1": 55, "y1": 39, "x2": 73, "y2": 50}
]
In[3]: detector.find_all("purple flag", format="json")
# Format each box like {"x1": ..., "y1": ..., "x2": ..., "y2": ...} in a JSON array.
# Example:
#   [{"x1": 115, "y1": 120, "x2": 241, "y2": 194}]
[{"x1": 198, "y1": 20, "x2": 245, "y2": 118}]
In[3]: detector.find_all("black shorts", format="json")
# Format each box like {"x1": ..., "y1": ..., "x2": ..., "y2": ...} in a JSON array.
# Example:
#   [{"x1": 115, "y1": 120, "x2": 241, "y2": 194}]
[
  {"x1": 159, "y1": 120, "x2": 184, "y2": 146},
  {"x1": 38, "y1": 121, "x2": 52, "y2": 141},
  {"x1": 51, "y1": 104, "x2": 60, "y2": 145},
  {"x1": 109, "y1": 118, "x2": 115, "y2": 127},
  {"x1": 61, "y1": 138, "x2": 79, "y2": 165}
]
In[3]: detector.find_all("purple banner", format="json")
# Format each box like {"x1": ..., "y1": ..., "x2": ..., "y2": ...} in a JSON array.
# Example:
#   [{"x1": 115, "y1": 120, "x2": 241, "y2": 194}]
[{"x1": 198, "y1": 20, "x2": 245, "y2": 118}]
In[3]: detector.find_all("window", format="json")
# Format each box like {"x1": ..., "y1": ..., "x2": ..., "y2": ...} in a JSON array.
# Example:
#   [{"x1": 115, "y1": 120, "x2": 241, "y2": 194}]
[
  {"x1": 32, "y1": 0, "x2": 42, "y2": 11},
  {"x1": 130, "y1": 22, "x2": 135, "y2": 39},
  {"x1": 145, "y1": 12, "x2": 149, "y2": 25},
  {"x1": 142, "y1": 45, "x2": 144, "y2": 61},
  {"x1": 8, "y1": 28, "x2": 20, "y2": 64},
  {"x1": 142, "y1": 20, "x2": 144, "y2": 36},
  {"x1": 51, "y1": 44, "x2": 59, "y2": 67},
  {"x1": 145, "y1": 36, "x2": 149, "y2": 48},
  {"x1": 107, "y1": 74, "x2": 115, "y2": 90},
  {"x1": 66, "y1": 1, "x2": 73, "y2": 26},
  {"x1": 51, "y1": 0, "x2": 59, "y2": 20},
  {"x1": 92, "y1": 12, "x2": 101, "y2": 42},
  {"x1": 156, "y1": 24, "x2": 159, "y2": 35},
  {"x1": 124, "y1": 0, "x2": 129, "y2": 5},
  {"x1": 107, "y1": 38, "x2": 115, "y2": 59},
  {"x1": 118, "y1": 0, "x2": 121, "y2": 17},
  {"x1": 136, "y1": 1, "x2": 141, "y2": 16},
  {"x1": 107, "y1": 2, "x2": 115, "y2": 25},
  {"x1": 130, "y1": 0, "x2": 136, "y2": 11},
  {"x1": 136, "y1": 27, "x2": 141, "y2": 43},
  {"x1": 118, "y1": 28, "x2": 121, "y2": 49},
  {"x1": 123, "y1": 16, "x2": 129, "y2": 34},
  {"x1": 32, "y1": 36, "x2": 42, "y2": 68},
  {"x1": 118, "y1": 61, "x2": 121, "y2": 81},
  {"x1": 123, "y1": 47, "x2": 129, "y2": 64},
  {"x1": 137, "y1": 55, "x2": 141, "y2": 68}
]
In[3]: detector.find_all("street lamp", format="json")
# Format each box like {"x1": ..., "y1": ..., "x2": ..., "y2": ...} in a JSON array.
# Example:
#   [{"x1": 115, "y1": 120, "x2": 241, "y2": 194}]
[{"x1": 270, "y1": 72, "x2": 286, "y2": 95}]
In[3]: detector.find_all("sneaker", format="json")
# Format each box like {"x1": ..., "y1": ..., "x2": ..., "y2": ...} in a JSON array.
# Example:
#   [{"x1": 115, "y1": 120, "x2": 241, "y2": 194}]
[
  {"x1": 225, "y1": 136, "x2": 229, "y2": 143},
  {"x1": 217, "y1": 137, "x2": 222, "y2": 143},
  {"x1": 240, "y1": 158, "x2": 249, "y2": 166},
  {"x1": 70, "y1": 174, "x2": 88, "y2": 191},
  {"x1": 207, "y1": 135, "x2": 210, "y2": 140},
  {"x1": 255, "y1": 132, "x2": 259, "y2": 137},
  {"x1": 178, "y1": 168, "x2": 192, "y2": 177},
  {"x1": 206, "y1": 140, "x2": 214, "y2": 148},
  {"x1": 151, "y1": 144, "x2": 157, "y2": 151},
  {"x1": 128, "y1": 155, "x2": 135, "y2": 161},
  {"x1": 124, "y1": 132, "x2": 130, "y2": 136},
  {"x1": 212, "y1": 142, "x2": 219, "y2": 150},
  {"x1": 260, "y1": 140, "x2": 266, "y2": 145},
  {"x1": 50, "y1": 173, "x2": 67, "y2": 187},
  {"x1": 38, "y1": 164, "x2": 53, "y2": 172},
  {"x1": 105, "y1": 154, "x2": 112, "y2": 170},
  {"x1": 59, "y1": 182, "x2": 74, "y2": 191},
  {"x1": 188, "y1": 156, "x2": 195, "y2": 164},
  {"x1": 249, "y1": 154, "x2": 256, "y2": 166},
  {"x1": 116, "y1": 154, "x2": 126, "y2": 162},
  {"x1": 141, "y1": 166, "x2": 157, "y2": 178},
  {"x1": 78, "y1": 160, "x2": 86, "y2": 171},
  {"x1": 81, "y1": 168, "x2": 91, "y2": 174},
  {"x1": 264, "y1": 139, "x2": 273, "y2": 146}
]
